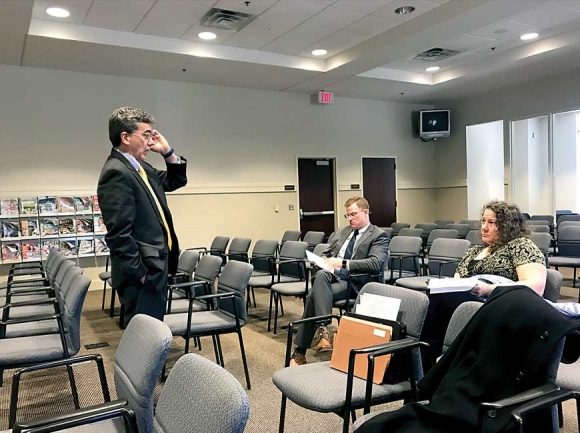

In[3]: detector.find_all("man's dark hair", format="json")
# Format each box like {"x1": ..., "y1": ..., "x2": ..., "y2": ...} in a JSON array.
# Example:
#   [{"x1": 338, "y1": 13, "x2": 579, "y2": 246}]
[
  {"x1": 482, "y1": 200, "x2": 529, "y2": 251},
  {"x1": 108, "y1": 107, "x2": 154, "y2": 148}
]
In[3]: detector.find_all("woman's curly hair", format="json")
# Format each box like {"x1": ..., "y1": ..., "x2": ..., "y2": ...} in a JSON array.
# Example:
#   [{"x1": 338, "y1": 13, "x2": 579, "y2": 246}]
[{"x1": 482, "y1": 200, "x2": 529, "y2": 251}]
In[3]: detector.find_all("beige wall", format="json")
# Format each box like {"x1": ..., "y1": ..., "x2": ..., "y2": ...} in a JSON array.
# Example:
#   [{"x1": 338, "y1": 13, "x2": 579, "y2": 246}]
[{"x1": 0, "y1": 64, "x2": 440, "y2": 285}]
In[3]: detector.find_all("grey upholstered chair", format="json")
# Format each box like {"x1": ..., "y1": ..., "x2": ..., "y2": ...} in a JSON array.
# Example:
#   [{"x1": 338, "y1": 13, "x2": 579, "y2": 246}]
[
  {"x1": 247, "y1": 241, "x2": 307, "y2": 315},
  {"x1": 445, "y1": 223, "x2": 471, "y2": 239},
  {"x1": 1, "y1": 251, "x2": 66, "y2": 297},
  {"x1": 531, "y1": 214, "x2": 554, "y2": 232},
  {"x1": 379, "y1": 227, "x2": 394, "y2": 239},
  {"x1": 225, "y1": 237, "x2": 252, "y2": 263},
  {"x1": 544, "y1": 269, "x2": 563, "y2": 303},
  {"x1": 549, "y1": 226, "x2": 580, "y2": 293},
  {"x1": 302, "y1": 231, "x2": 325, "y2": 252},
  {"x1": 395, "y1": 238, "x2": 471, "y2": 291},
  {"x1": 386, "y1": 236, "x2": 423, "y2": 282},
  {"x1": 531, "y1": 232, "x2": 552, "y2": 266},
  {"x1": 398, "y1": 228, "x2": 424, "y2": 238},
  {"x1": 246, "y1": 239, "x2": 278, "y2": 308},
  {"x1": 189, "y1": 236, "x2": 230, "y2": 264},
  {"x1": 172, "y1": 249, "x2": 200, "y2": 282},
  {"x1": 279, "y1": 230, "x2": 301, "y2": 252},
  {"x1": 9, "y1": 314, "x2": 173, "y2": 432},
  {"x1": 273, "y1": 283, "x2": 429, "y2": 433},
  {"x1": 390, "y1": 222, "x2": 411, "y2": 237},
  {"x1": 0, "y1": 274, "x2": 91, "y2": 389},
  {"x1": 529, "y1": 224, "x2": 550, "y2": 233},
  {"x1": 434, "y1": 219, "x2": 454, "y2": 229},
  {"x1": 458, "y1": 219, "x2": 480, "y2": 230},
  {"x1": 166, "y1": 254, "x2": 222, "y2": 314},
  {"x1": 352, "y1": 301, "x2": 483, "y2": 431},
  {"x1": 414, "y1": 223, "x2": 437, "y2": 237},
  {"x1": 164, "y1": 261, "x2": 254, "y2": 389},
  {"x1": 465, "y1": 229, "x2": 483, "y2": 246}
]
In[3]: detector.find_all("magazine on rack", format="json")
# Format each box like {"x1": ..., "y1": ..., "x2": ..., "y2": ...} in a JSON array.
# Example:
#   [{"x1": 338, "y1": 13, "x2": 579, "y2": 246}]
[
  {"x1": 38, "y1": 196, "x2": 57, "y2": 215},
  {"x1": 19, "y1": 197, "x2": 38, "y2": 215},
  {"x1": 78, "y1": 239, "x2": 94, "y2": 256},
  {"x1": 57, "y1": 197, "x2": 75, "y2": 214},
  {"x1": 40, "y1": 218, "x2": 59, "y2": 237},
  {"x1": 60, "y1": 239, "x2": 77, "y2": 257},
  {"x1": 0, "y1": 198, "x2": 18, "y2": 216},
  {"x1": 1, "y1": 221, "x2": 20, "y2": 238},
  {"x1": 58, "y1": 218, "x2": 75, "y2": 235},
  {"x1": 41, "y1": 240, "x2": 59, "y2": 259},
  {"x1": 74, "y1": 196, "x2": 92, "y2": 213},
  {"x1": 22, "y1": 240, "x2": 41, "y2": 261},
  {"x1": 1, "y1": 242, "x2": 20, "y2": 261},
  {"x1": 20, "y1": 219, "x2": 40, "y2": 237}
]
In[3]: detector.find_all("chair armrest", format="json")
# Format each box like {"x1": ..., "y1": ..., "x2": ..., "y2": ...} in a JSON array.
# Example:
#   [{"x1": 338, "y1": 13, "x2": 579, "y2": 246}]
[
  {"x1": 8, "y1": 277, "x2": 48, "y2": 286},
  {"x1": 510, "y1": 388, "x2": 579, "y2": 428},
  {"x1": 477, "y1": 383, "x2": 560, "y2": 432},
  {"x1": 12, "y1": 401, "x2": 133, "y2": 433},
  {"x1": 11, "y1": 261, "x2": 43, "y2": 269},
  {"x1": 8, "y1": 287, "x2": 53, "y2": 296},
  {"x1": 167, "y1": 280, "x2": 208, "y2": 289},
  {"x1": 1, "y1": 313, "x2": 61, "y2": 326},
  {"x1": 5, "y1": 297, "x2": 57, "y2": 308},
  {"x1": 187, "y1": 246, "x2": 207, "y2": 252}
]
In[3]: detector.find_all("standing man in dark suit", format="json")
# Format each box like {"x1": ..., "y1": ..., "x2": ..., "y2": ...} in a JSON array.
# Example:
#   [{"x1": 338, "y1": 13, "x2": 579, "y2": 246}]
[
  {"x1": 290, "y1": 196, "x2": 389, "y2": 366},
  {"x1": 97, "y1": 107, "x2": 187, "y2": 326}
]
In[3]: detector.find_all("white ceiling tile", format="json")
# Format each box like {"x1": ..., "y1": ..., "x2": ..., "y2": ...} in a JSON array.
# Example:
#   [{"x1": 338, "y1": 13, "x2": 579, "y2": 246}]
[
  {"x1": 221, "y1": 30, "x2": 278, "y2": 49},
  {"x1": 343, "y1": 14, "x2": 400, "y2": 36},
  {"x1": 213, "y1": 0, "x2": 279, "y2": 15},
  {"x1": 508, "y1": 3, "x2": 580, "y2": 29},
  {"x1": 145, "y1": 1, "x2": 210, "y2": 25},
  {"x1": 468, "y1": 40, "x2": 520, "y2": 58},
  {"x1": 332, "y1": 1, "x2": 394, "y2": 14},
  {"x1": 90, "y1": 0, "x2": 156, "y2": 16},
  {"x1": 302, "y1": 0, "x2": 338, "y2": 6},
  {"x1": 300, "y1": 29, "x2": 369, "y2": 57},
  {"x1": 260, "y1": 0, "x2": 326, "y2": 27},
  {"x1": 284, "y1": 22, "x2": 338, "y2": 41},
  {"x1": 373, "y1": 0, "x2": 439, "y2": 22},
  {"x1": 551, "y1": 0, "x2": 580, "y2": 12},
  {"x1": 303, "y1": 7, "x2": 365, "y2": 30},
  {"x1": 430, "y1": 52, "x2": 482, "y2": 70},
  {"x1": 180, "y1": 25, "x2": 236, "y2": 43},
  {"x1": 83, "y1": 12, "x2": 143, "y2": 32},
  {"x1": 440, "y1": 34, "x2": 495, "y2": 53},
  {"x1": 134, "y1": 16, "x2": 192, "y2": 38},
  {"x1": 241, "y1": 15, "x2": 292, "y2": 36},
  {"x1": 383, "y1": 58, "x2": 429, "y2": 72},
  {"x1": 261, "y1": 34, "x2": 316, "y2": 55},
  {"x1": 427, "y1": 0, "x2": 449, "y2": 3},
  {"x1": 469, "y1": 19, "x2": 541, "y2": 42},
  {"x1": 32, "y1": 0, "x2": 93, "y2": 25}
]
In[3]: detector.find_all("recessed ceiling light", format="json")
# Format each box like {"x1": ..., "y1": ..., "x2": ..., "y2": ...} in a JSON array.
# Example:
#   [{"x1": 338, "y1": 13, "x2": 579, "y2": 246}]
[
  {"x1": 395, "y1": 6, "x2": 415, "y2": 15},
  {"x1": 312, "y1": 49, "x2": 327, "y2": 56},
  {"x1": 425, "y1": 66, "x2": 440, "y2": 72},
  {"x1": 520, "y1": 32, "x2": 539, "y2": 41},
  {"x1": 198, "y1": 32, "x2": 217, "y2": 40},
  {"x1": 46, "y1": 7, "x2": 70, "y2": 18}
]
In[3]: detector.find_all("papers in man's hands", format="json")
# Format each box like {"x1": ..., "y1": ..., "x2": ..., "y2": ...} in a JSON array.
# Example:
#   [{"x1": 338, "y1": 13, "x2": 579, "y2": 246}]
[
  {"x1": 305, "y1": 250, "x2": 334, "y2": 272},
  {"x1": 428, "y1": 274, "x2": 514, "y2": 294},
  {"x1": 355, "y1": 293, "x2": 401, "y2": 321}
]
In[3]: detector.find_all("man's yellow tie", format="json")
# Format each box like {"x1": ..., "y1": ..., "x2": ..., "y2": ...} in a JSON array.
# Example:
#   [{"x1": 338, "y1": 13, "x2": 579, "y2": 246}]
[{"x1": 138, "y1": 166, "x2": 172, "y2": 250}]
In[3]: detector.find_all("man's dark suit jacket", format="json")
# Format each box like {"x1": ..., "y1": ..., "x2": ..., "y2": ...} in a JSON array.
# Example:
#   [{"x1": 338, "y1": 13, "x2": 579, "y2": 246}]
[
  {"x1": 97, "y1": 150, "x2": 187, "y2": 321},
  {"x1": 322, "y1": 224, "x2": 389, "y2": 294}
]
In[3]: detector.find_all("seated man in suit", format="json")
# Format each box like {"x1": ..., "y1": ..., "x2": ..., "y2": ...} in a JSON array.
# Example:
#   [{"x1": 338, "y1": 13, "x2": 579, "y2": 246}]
[{"x1": 290, "y1": 196, "x2": 390, "y2": 366}]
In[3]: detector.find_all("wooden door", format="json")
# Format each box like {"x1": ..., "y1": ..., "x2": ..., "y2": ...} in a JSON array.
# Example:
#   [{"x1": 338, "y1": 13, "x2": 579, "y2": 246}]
[
  {"x1": 362, "y1": 158, "x2": 397, "y2": 227},
  {"x1": 298, "y1": 158, "x2": 336, "y2": 238}
]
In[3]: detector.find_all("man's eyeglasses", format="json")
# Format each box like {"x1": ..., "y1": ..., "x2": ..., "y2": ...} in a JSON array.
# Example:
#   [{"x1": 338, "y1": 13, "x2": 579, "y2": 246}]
[
  {"x1": 131, "y1": 131, "x2": 153, "y2": 140},
  {"x1": 344, "y1": 210, "x2": 366, "y2": 219}
]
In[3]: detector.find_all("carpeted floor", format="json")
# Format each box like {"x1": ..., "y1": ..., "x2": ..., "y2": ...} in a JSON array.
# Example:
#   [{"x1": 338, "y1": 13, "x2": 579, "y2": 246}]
[{"x1": 0, "y1": 273, "x2": 579, "y2": 432}]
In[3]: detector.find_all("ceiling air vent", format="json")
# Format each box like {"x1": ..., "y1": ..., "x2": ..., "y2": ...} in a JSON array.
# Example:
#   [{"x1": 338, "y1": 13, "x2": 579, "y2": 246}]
[
  {"x1": 200, "y1": 8, "x2": 256, "y2": 32},
  {"x1": 412, "y1": 47, "x2": 461, "y2": 62}
]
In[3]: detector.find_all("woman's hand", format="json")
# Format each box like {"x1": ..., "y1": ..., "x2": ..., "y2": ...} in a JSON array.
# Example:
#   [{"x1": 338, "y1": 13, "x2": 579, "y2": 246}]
[{"x1": 470, "y1": 282, "x2": 495, "y2": 297}]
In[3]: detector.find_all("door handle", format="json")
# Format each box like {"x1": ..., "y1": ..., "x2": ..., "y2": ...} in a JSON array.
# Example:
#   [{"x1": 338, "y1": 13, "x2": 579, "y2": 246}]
[{"x1": 302, "y1": 211, "x2": 335, "y2": 216}]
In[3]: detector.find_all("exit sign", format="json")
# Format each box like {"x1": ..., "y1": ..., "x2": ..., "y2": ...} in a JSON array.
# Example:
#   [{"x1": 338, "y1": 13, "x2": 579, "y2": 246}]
[{"x1": 318, "y1": 91, "x2": 334, "y2": 104}]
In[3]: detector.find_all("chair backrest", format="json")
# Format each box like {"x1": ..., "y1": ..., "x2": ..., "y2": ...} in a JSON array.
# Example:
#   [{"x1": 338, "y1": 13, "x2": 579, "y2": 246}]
[
  {"x1": 558, "y1": 220, "x2": 580, "y2": 230},
  {"x1": 398, "y1": 228, "x2": 423, "y2": 238},
  {"x1": 216, "y1": 261, "x2": 254, "y2": 323},
  {"x1": 531, "y1": 232, "x2": 552, "y2": 256},
  {"x1": 557, "y1": 214, "x2": 580, "y2": 224},
  {"x1": 302, "y1": 231, "x2": 325, "y2": 251},
  {"x1": 177, "y1": 249, "x2": 199, "y2": 275},
  {"x1": 62, "y1": 275, "x2": 91, "y2": 356},
  {"x1": 281, "y1": 230, "x2": 301, "y2": 244},
  {"x1": 427, "y1": 239, "x2": 471, "y2": 276},
  {"x1": 426, "y1": 229, "x2": 459, "y2": 249},
  {"x1": 465, "y1": 229, "x2": 483, "y2": 246},
  {"x1": 531, "y1": 214, "x2": 554, "y2": 226},
  {"x1": 443, "y1": 302, "x2": 483, "y2": 353},
  {"x1": 414, "y1": 223, "x2": 437, "y2": 236},
  {"x1": 279, "y1": 241, "x2": 308, "y2": 279},
  {"x1": 544, "y1": 269, "x2": 563, "y2": 303},
  {"x1": 529, "y1": 225, "x2": 550, "y2": 233},
  {"x1": 390, "y1": 222, "x2": 411, "y2": 236},
  {"x1": 45, "y1": 251, "x2": 65, "y2": 283},
  {"x1": 379, "y1": 227, "x2": 393, "y2": 239},
  {"x1": 434, "y1": 219, "x2": 454, "y2": 229},
  {"x1": 444, "y1": 223, "x2": 471, "y2": 238},
  {"x1": 209, "y1": 236, "x2": 230, "y2": 252},
  {"x1": 192, "y1": 255, "x2": 222, "y2": 295},
  {"x1": 228, "y1": 237, "x2": 252, "y2": 262},
  {"x1": 312, "y1": 243, "x2": 330, "y2": 256},
  {"x1": 555, "y1": 226, "x2": 580, "y2": 256},
  {"x1": 115, "y1": 314, "x2": 173, "y2": 433},
  {"x1": 250, "y1": 239, "x2": 278, "y2": 273},
  {"x1": 153, "y1": 353, "x2": 250, "y2": 433},
  {"x1": 459, "y1": 220, "x2": 481, "y2": 230},
  {"x1": 53, "y1": 260, "x2": 80, "y2": 297},
  {"x1": 527, "y1": 219, "x2": 550, "y2": 226},
  {"x1": 57, "y1": 265, "x2": 84, "y2": 301},
  {"x1": 388, "y1": 236, "x2": 423, "y2": 273}
]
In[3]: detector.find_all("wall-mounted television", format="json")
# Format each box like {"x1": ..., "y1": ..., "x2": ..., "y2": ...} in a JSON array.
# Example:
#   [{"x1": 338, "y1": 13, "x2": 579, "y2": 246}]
[{"x1": 419, "y1": 109, "x2": 450, "y2": 139}]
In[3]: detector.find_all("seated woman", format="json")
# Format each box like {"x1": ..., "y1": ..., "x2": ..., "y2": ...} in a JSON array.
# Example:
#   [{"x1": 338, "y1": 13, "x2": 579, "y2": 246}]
[{"x1": 421, "y1": 200, "x2": 547, "y2": 366}]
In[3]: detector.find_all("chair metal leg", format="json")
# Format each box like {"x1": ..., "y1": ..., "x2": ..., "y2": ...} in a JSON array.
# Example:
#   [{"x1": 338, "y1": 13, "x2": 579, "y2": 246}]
[
  {"x1": 268, "y1": 291, "x2": 275, "y2": 332},
  {"x1": 279, "y1": 395, "x2": 287, "y2": 433},
  {"x1": 274, "y1": 293, "x2": 280, "y2": 335},
  {"x1": 101, "y1": 280, "x2": 107, "y2": 310},
  {"x1": 252, "y1": 287, "x2": 257, "y2": 307},
  {"x1": 216, "y1": 336, "x2": 225, "y2": 368},
  {"x1": 575, "y1": 268, "x2": 577, "y2": 288},
  {"x1": 211, "y1": 335, "x2": 221, "y2": 365},
  {"x1": 558, "y1": 402, "x2": 563, "y2": 427},
  {"x1": 237, "y1": 330, "x2": 252, "y2": 390},
  {"x1": 66, "y1": 365, "x2": 81, "y2": 409},
  {"x1": 280, "y1": 296, "x2": 285, "y2": 316}
]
